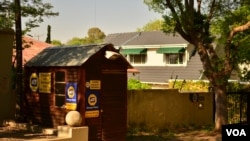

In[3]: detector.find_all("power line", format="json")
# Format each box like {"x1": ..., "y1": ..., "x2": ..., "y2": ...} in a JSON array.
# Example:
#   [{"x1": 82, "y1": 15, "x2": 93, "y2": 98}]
[{"x1": 94, "y1": 0, "x2": 96, "y2": 26}]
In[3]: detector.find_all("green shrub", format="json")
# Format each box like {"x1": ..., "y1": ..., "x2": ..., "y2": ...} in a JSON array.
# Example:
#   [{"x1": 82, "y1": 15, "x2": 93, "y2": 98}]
[
  {"x1": 128, "y1": 79, "x2": 151, "y2": 90},
  {"x1": 169, "y1": 80, "x2": 250, "y2": 92},
  {"x1": 169, "y1": 80, "x2": 209, "y2": 92}
]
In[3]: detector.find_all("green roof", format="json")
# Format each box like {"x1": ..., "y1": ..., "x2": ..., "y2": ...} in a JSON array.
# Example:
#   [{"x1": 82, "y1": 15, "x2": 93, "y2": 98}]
[
  {"x1": 121, "y1": 48, "x2": 147, "y2": 54},
  {"x1": 156, "y1": 47, "x2": 185, "y2": 54}
]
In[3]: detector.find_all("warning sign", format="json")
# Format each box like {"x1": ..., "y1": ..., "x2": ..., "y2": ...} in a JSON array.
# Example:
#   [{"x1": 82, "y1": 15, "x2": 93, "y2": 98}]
[
  {"x1": 90, "y1": 80, "x2": 101, "y2": 90},
  {"x1": 39, "y1": 73, "x2": 51, "y2": 93}
]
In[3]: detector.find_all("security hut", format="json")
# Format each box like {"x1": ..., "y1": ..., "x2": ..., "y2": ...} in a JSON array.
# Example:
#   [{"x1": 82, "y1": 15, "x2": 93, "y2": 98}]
[{"x1": 24, "y1": 43, "x2": 133, "y2": 141}]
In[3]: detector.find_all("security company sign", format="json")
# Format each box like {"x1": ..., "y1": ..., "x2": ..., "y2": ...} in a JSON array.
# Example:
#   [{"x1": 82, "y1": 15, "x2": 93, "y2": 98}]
[
  {"x1": 85, "y1": 90, "x2": 100, "y2": 118},
  {"x1": 30, "y1": 73, "x2": 39, "y2": 92},
  {"x1": 65, "y1": 83, "x2": 77, "y2": 110}
]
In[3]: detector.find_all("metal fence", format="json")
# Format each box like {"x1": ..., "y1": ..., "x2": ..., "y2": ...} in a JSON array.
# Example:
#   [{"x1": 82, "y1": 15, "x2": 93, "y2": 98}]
[{"x1": 227, "y1": 91, "x2": 249, "y2": 124}]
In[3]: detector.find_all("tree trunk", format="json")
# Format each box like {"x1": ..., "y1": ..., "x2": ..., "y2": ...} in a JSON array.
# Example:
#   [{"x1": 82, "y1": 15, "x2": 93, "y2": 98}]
[
  {"x1": 196, "y1": 42, "x2": 229, "y2": 132},
  {"x1": 214, "y1": 84, "x2": 228, "y2": 132}
]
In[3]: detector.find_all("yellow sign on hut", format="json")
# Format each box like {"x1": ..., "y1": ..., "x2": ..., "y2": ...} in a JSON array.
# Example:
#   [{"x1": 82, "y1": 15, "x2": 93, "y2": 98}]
[{"x1": 39, "y1": 73, "x2": 51, "y2": 93}]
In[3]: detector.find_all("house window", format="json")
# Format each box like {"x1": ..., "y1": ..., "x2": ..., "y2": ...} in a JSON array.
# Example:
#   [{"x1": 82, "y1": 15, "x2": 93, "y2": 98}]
[
  {"x1": 165, "y1": 53, "x2": 184, "y2": 64},
  {"x1": 55, "y1": 71, "x2": 66, "y2": 107},
  {"x1": 129, "y1": 54, "x2": 146, "y2": 64},
  {"x1": 156, "y1": 47, "x2": 185, "y2": 65},
  {"x1": 121, "y1": 48, "x2": 147, "y2": 65}
]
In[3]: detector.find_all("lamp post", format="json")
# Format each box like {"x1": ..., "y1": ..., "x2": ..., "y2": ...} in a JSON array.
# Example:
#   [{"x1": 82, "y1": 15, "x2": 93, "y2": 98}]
[{"x1": 15, "y1": 0, "x2": 23, "y2": 118}]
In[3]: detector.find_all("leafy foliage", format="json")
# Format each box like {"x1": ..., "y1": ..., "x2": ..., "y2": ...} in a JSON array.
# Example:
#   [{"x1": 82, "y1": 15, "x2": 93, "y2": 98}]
[
  {"x1": 128, "y1": 79, "x2": 151, "y2": 90},
  {"x1": 137, "y1": 19, "x2": 164, "y2": 31},
  {"x1": 51, "y1": 40, "x2": 63, "y2": 46},
  {"x1": 169, "y1": 80, "x2": 209, "y2": 92},
  {"x1": 66, "y1": 37, "x2": 84, "y2": 46},
  {"x1": 87, "y1": 27, "x2": 106, "y2": 43},
  {"x1": 65, "y1": 27, "x2": 106, "y2": 45},
  {"x1": 211, "y1": 5, "x2": 250, "y2": 69},
  {"x1": 0, "y1": 0, "x2": 58, "y2": 33},
  {"x1": 169, "y1": 80, "x2": 250, "y2": 92}
]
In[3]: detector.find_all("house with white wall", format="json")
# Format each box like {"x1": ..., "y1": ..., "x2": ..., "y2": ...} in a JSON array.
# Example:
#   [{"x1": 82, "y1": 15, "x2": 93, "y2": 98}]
[{"x1": 104, "y1": 31, "x2": 206, "y2": 86}]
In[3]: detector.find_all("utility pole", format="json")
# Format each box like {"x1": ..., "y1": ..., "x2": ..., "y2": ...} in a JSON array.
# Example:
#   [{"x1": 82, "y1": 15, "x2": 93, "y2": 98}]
[{"x1": 15, "y1": 0, "x2": 23, "y2": 118}]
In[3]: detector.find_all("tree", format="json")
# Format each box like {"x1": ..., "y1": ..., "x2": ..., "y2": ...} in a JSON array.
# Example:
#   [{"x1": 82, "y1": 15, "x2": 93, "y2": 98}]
[
  {"x1": 1, "y1": 0, "x2": 58, "y2": 118},
  {"x1": 51, "y1": 40, "x2": 63, "y2": 46},
  {"x1": 0, "y1": 0, "x2": 58, "y2": 33},
  {"x1": 137, "y1": 19, "x2": 176, "y2": 32},
  {"x1": 144, "y1": 0, "x2": 250, "y2": 131},
  {"x1": 66, "y1": 37, "x2": 84, "y2": 46},
  {"x1": 86, "y1": 27, "x2": 106, "y2": 44},
  {"x1": 137, "y1": 19, "x2": 164, "y2": 31},
  {"x1": 65, "y1": 27, "x2": 106, "y2": 45},
  {"x1": 0, "y1": 1, "x2": 13, "y2": 29},
  {"x1": 45, "y1": 25, "x2": 51, "y2": 43}
]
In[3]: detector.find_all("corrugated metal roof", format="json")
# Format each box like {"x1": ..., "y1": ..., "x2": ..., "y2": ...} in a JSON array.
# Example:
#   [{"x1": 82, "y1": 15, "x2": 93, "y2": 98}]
[
  {"x1": 104, "y1": 31, "x2": 188, "y2": 46},
  {"x1": 25, "y1": 44, "x2": 108, "y2": 67}
]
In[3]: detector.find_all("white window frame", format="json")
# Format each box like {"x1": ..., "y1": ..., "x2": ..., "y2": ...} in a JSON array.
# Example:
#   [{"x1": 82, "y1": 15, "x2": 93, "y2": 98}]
[
  {"x1": 164, "y1": 53, "x2": 185, "y2": 66},
  {"x1": 128, "y1": 54, "x2": 146, "y2": 65}
]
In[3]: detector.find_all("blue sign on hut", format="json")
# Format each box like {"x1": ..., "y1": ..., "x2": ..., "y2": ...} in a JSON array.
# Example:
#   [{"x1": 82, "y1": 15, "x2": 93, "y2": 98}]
[{"x1": 24, "y1": 43, "x2": 133, "y2": 141}]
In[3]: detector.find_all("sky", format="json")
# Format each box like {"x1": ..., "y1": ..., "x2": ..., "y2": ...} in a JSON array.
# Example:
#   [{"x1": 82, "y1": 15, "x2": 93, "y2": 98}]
[{"x1": 26, "y1": 0, "x2": 162, "y2": 43}]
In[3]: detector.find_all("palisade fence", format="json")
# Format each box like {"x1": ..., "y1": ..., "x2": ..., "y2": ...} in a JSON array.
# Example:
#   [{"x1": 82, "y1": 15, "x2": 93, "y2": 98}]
[{"x1": 227, "y1": 91, "x2": 249, "y2": 124}]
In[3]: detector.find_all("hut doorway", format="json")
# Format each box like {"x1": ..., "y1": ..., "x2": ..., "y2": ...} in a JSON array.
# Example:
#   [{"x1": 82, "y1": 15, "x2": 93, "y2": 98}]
[{"x1": 100, "y1": 68, "x2": 127, "y2": 141}]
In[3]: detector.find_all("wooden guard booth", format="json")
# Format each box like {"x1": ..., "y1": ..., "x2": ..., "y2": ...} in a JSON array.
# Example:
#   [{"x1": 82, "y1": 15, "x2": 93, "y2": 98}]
[{"x1": 24, "y1": 43, "x2": 133, "y2": 141}]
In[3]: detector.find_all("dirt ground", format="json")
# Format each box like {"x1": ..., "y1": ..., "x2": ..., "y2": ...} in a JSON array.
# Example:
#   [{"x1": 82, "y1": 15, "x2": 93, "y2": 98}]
[
  {"x1": 127, "y1": 130, "x2": 222, "y2": 141},
  {"x1": 0, "y1": 126, "x2": 222, "y2": 141},
  {"x1": 0, "y1": 120, "x2": 222, "y2": 141},
  {"x1": 166, "y1": 130, "x2": 221, "y2": 141}
]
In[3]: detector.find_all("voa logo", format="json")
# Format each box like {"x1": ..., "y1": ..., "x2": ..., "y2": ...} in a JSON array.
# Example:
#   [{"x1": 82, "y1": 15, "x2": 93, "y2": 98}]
[{"x1": 226, "y1": 129, "x2": 246, "y2": 136}]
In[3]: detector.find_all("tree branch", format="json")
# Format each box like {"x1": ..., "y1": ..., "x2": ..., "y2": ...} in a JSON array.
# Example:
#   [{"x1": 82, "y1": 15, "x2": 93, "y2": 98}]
[
  {"x1": 207, "y1": 0, "x2": 216, "y2": 23},
  {"x1": 228, "y1": 21, "x2": 250, "y2": 42},
  {"x1": 224, "y1": 21, "x2": 250, "y2": 76},
  {"x1": 165, "y1": 0, "x2": 193, "y2": 43},
  {"x1": 176, "y1": 0, "x2": 184, "y2": 14},
  {"x1": 197, "y1": 0, "x2": 201, "y2": 13}
]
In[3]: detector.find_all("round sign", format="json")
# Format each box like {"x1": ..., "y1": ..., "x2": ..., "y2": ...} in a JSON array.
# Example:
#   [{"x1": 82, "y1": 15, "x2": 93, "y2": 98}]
[
  {"x1": 88, "y1": 94, "x2": 97, "y2": 106},
  {"x1": 85, "y1": 82, "x2": 90, "y2": 88},
  {"x1": 30, "y1": 73, "x2": 39, "y2": 92},
  {"x1": 67, "y1": 86, "x2": 75, "y2": 98}
]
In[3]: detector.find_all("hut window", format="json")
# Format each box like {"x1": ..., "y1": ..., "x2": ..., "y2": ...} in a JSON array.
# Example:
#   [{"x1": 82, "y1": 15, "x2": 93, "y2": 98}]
[
  {"x1": 55, "y1": 71, "x2": 65, "y2": 81},
  {"x1": 55, "y1": 71, "x2": 66, "y2": 107}
]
